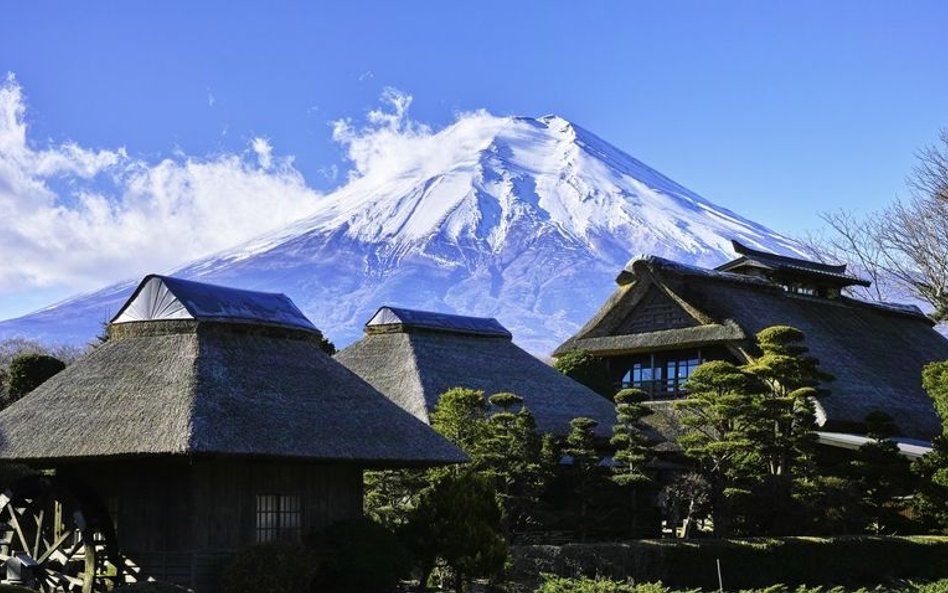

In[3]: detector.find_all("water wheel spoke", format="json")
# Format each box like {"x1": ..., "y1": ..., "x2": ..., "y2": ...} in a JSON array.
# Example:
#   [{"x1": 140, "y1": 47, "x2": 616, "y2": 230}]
[
  {"x1": 33, "y1": 507, "x2": 44, "y2": 558},
  {"x1": 6, "y1": 506, "x2": 32, "y2": 554},
  {"x1": 37, "y1": 529, "x2": 74, "y2": 564},
  {"x1": 0, "y1": 477, "x2": 118, "y2": 593}
]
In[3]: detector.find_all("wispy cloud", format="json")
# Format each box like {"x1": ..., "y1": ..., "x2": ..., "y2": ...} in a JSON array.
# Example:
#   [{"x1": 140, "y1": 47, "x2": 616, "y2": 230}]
[
  {"x1": 0, "y1": 74, "x2": 321, "y2": 295},
  {"x1": 0, "y1": 77, "x2": 507, "y2": 304},
  {"x1": 331, "y1": 86, "x2": 501, "y2": 183}
]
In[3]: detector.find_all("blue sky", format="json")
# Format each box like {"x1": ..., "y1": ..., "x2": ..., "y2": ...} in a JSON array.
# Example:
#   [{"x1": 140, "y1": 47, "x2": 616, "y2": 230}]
[{"x1": 1, "y1": 1, "x2": 947, "y2": 320}]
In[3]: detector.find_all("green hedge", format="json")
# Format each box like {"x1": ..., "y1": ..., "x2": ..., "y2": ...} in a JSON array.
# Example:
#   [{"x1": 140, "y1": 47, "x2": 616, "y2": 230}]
[
  {"x1": 534, "y1": 576, "x2": 948, "y2": 593},
  {"x1": 512, "y1": 537, "x2": 948, "y2": 591}
]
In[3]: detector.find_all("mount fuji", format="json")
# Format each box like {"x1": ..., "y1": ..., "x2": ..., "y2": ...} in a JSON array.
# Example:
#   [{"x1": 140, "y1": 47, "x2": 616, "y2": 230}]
[{"x1": 0, "y1": 114, "x2": 804, "y2": 354}]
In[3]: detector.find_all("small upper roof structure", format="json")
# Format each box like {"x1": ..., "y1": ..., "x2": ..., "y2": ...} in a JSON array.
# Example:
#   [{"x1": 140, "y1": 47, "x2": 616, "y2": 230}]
[
  {"x1": 337, "y1": 306, "x2": 618, "y2": 437},
  {"x1": 366, "y1": 306, "x2": 512, "y2": 338},
  {"x1": 714, "y1": 240, "x2": 871, "y2": 294},
  {"x1": 0, "y1": 276, "x2": 465, "y2": 466},
  {"x1": 555, "y1": 248, "x2": 948, "y2": 440},
  {"x1": 111, "y1": 274, "x2": 316, "y2": 330}
]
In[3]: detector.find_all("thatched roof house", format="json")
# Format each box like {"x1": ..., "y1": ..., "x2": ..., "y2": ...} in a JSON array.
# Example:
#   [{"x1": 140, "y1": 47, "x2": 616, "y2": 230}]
[
  {"x1": 0, "y1": 275, "x2": 464, "y2": 465},
  {"x1": 0, "y1": 275, "x2": 463, "y2": 592},
  {"x1": 336, "y1": 306, "x2": 617, "y2": 437},
  {"x1": 554, "y1": 243, "x2": 948, "y2": 440}
]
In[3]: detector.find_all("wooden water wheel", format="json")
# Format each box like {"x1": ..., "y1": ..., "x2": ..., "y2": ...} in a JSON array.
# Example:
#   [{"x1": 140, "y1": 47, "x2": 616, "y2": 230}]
[{"x1": 0, "y1": 474, "x2": 122, "y2": 593}]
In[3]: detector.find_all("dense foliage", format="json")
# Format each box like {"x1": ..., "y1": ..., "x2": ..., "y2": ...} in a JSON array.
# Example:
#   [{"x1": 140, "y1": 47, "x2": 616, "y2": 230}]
[
  {"x1": 5, "y1": 352, "x2": 65, "y2": 403},
  {"x1": 511, "y1": 537, "x2": 948, "y2": 591},
  {"x1": 554, "y1": 349, "x2": 613, "y2": 398},
  {"x1": 310, "y1": 517, "x2": 411, "y2": 593},
  {"x1": 674, "y1": 326, "x2": 832, "y2": 535},
  {"x1": 534, "y1": 575, "x2": 948, "y2": 593},
  {"x1": 220, "y1": 542, "x2": 319, "y2": 593},
  {"x1": 913, "y1": 362, "x2": 948, "y2": 531}
]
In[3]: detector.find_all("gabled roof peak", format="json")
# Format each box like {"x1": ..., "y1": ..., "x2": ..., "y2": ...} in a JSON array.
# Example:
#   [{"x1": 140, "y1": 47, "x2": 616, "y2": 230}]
[
  {"x1": 717, "y1": 240, "x2": 871, "y2": 288},
  {"x1": 365, "y1": 306, "x2": 511, "y2": 338},
  {"x1": 111, "y1": 274, "x2": 317, "y2": 332}
]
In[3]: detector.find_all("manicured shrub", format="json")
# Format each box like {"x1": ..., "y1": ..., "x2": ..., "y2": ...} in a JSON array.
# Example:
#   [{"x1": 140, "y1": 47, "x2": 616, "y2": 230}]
[
  {"x1": 5, "y1": 353, "x2": 65, "y2": 403},
  {"x1": 512, "y1": 537, "x2": 948, "y2": 591},
  {"x1": 220, "y1": 542, "x2": 318, "y2": 593}
]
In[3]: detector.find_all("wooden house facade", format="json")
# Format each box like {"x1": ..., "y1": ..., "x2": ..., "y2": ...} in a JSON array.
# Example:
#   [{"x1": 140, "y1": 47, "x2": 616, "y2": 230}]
[
  {"x1": 0, "y1": 275, "x2": 464, "y2": 592},
  {"x1": 554, "y1": 242, "x2": 948, "y2": 441}
]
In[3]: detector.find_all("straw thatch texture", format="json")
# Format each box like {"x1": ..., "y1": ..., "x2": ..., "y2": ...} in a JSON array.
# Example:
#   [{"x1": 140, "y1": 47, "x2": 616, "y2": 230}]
[
  {"x1": 557, "y1": 255, "x2": 948, "y2": 440},
  {"x1": 337, "y1": 326, "x2": 617, "y2": 437},
  {"x1": 0, "y1": 320, "x2": 465, "y2": 466}
]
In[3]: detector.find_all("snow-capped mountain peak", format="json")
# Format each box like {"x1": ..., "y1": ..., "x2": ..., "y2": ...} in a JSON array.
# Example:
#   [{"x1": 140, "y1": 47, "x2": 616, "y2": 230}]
[{"x1": 0, "y1": 113, "x2": 803, "y2": 353}]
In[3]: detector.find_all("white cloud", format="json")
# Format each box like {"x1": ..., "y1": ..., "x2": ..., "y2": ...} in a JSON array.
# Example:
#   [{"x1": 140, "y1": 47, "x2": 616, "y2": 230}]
[
  {"x1": 0, "y1": 75, "x2": 322, "y2": 295},
  {"x1": 331, "y1": 87, "x2": 505, "y2": 184},
  {"x1": 0, "y1": 78, "x2": 512, "y2": 307},
  {"x1": 251, "y1": 136, "x2": 273, "y2": 169}
]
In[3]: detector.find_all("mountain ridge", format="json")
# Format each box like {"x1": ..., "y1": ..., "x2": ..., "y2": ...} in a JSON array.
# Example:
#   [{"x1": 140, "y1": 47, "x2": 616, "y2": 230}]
[{"x1": 0, "y1": 113, "x2": 804, "y2": 354}]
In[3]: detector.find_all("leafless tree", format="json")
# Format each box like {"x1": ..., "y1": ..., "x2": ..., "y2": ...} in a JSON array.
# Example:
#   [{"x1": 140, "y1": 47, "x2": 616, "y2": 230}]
[{"x1": 807, "y1": 130, "x2": 948, "y2": 323}]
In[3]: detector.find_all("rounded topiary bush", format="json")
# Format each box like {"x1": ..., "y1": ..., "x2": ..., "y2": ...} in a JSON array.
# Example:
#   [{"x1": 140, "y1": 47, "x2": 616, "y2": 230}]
[
  {"x1": 220, "y1": 542, "x2": 319, "y2": 593},
  {"x1": 311, "y1": 517, "x2": 411, "y2": 593}
]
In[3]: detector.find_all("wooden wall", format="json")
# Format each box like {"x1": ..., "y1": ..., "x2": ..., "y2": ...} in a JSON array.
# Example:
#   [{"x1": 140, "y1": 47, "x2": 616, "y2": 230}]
[{"x1": 63, "y1": 457, "x2": 363, "y2": 592}]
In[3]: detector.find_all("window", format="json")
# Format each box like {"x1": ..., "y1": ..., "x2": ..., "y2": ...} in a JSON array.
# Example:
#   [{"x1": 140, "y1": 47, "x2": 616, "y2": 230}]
[
  {"x1": 255, "y1": 494, "x2": 301, "y2": 543},
  {"x1": 620, "y1": 351, "x2": 703, "y2": 399}
]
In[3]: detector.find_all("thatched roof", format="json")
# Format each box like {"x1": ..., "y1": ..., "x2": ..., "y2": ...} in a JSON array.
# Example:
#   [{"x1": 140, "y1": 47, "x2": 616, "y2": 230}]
[
  {"x1": 0, "y1": 279, "x2": 465, "y2": 467},
  {"x1": 557, "y1": 255, "x2": 948, "y2": 440},
  {"x1": 336, "y1": 307, "x2": 617, "y2": 437}
]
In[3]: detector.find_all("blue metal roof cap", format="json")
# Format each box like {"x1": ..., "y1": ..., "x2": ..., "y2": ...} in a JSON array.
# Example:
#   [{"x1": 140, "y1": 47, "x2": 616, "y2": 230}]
[
  {"x1": 366, "y1": 306, "x2": 511, "y2": 338},
  {"x1": 111, "y1": 274, "x2": 317, "y2": 331}
]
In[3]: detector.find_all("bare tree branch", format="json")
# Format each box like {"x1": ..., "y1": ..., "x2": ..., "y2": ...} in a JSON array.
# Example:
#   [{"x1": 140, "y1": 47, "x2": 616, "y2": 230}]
[{"x1": 802, "y1": 130, "x2": 948, "y2": 323}]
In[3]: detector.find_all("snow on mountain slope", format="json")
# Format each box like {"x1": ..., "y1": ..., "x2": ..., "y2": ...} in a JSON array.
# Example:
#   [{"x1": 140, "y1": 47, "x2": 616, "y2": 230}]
[{"x1": 0, "y1": 113, "x2": 804, "y2": 354}]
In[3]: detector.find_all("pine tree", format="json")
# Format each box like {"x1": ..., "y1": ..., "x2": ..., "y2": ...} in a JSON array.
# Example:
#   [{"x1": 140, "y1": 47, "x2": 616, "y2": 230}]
[
  {"x1": 480, "y1": 392, "x2": 557, "y2": 535},
  {"x1": 743, "y1": 326, "x2": 830, "y2": 481},
  {"x1": 564, "y1": 416, "x2": 602, "y2": 541},
  {"x1": 429, "y1": 387, "x2": 490, "y2": 461},
  {"x1": 402, "y1": 471, "x2": 507, "y2": 592},
  {"x1": 848, "y1": 411, "x2": 914, "y2": 534},
  {"x1": 913, "y1": 361, "x2": 948, "y2": 531},
  {"x1": 675, "y1": 359, "x2": 756, "y2": 536},
  {"x1": 610, "y1": 388, "x2": 653, "y2": 486},
  {"x1": 610, "y1": 388, "x2": 654, "y2": 536},
  {"x1": 363, "y1": 468, "x2": 428, "y2": 529}
]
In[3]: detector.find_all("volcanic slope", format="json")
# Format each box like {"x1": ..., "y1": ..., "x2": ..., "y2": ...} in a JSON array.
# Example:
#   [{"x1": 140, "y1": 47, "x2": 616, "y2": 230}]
[{"x1": 0, "y1": 114, "x2": 803, "y2": 354}]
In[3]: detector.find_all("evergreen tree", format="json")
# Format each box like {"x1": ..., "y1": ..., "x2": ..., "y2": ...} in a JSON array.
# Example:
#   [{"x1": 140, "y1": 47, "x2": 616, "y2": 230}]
[
  {"x1": 848, "y1": 411, "x2": 914, "y2": 534},
  {"x1": 429, "y1": 387, "x2": 490, "y2": 461},
  {"x1": 675, "y1": 360, "x2": 755, "y2": 536},
  {"x1": 661, "y1": 472, "x2": 712, "y2": 538},
  {"x1": 318, "y1": 336, "x2": 337, "y2": 356},
  {"x1": 610, "y1": 388, "x2": 653, "y2": 486},
  {"x1": 610, "y1": 388, "x2": 654, "y2": 537},
  {"x1": 913, "y1": 361, "x2": 948, "y2": 531},
  {"x1": 402, "y1": 471, "x2": 507, "y2": 592},
  {"x1": 743, "y1": 326, "x2": 829, "y2": 482},
  {"x1": 5, "y1": 353, "x2": 66, "y2": 404},
  {"x1": 481, "y1": 392, "x2": 556, "y2": 534},
  {"x1": 363, "y1": 468, "x2": 428, "y2": 529},
  {"x1": 554, "y1": 349, "x2": 613, "y2": 398},
  {"x1": 564, "y1": 416, "x2": 602, "y2": 541}
]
